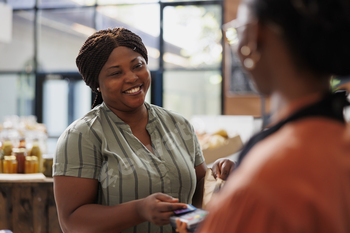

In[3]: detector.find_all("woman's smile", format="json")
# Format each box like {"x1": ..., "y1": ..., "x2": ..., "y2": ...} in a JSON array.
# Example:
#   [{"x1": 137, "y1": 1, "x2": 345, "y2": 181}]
[{"x1": 123, "y1": 84, "x2": 143, "y2": 95}]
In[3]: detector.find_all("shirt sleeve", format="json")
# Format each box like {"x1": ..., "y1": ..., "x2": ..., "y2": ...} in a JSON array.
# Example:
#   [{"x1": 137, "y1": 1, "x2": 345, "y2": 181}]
[
  {"x1": 197, "y1": 186, "x2": 291, "y2": 233},
  {"x1": 53, "y1": 124, "x2": 102, "y2": 179},
  {"x1": 187, "y1": 121, "x2": 205, "y2": 167}
]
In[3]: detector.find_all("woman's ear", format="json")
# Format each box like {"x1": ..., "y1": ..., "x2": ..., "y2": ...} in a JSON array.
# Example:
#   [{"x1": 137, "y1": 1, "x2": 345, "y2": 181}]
[{"x1": 240, "y1": 21, "x2": 261, "y2": 70}]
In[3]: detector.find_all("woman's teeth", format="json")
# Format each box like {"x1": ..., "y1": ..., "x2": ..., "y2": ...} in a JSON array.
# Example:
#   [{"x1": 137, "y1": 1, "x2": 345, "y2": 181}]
[{"x1": 125, "y1": 86, "x2": 141, "y2": 94}]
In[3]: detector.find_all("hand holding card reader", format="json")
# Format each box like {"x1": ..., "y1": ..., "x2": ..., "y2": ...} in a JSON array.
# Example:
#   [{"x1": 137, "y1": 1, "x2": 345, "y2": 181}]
[{"x1": 170, "y1": 204, "x2": 208, "y2": 232}]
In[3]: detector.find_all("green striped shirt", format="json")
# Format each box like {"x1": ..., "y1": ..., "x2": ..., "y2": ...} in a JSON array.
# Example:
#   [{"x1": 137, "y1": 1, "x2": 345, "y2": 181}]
[{"x1": 53, "y1": 102, "x2": 204, "y2": 233}]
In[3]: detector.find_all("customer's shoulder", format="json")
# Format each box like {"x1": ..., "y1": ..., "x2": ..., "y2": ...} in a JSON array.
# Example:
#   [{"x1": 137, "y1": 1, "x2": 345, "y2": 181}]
[{"x1": 279, "y1": 117, "x2": 345, "y2": 147}]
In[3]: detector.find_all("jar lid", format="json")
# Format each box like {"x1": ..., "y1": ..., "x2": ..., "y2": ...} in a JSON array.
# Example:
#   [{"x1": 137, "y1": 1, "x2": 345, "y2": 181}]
[
  {"x1": 12, "y1": 148, "x2": 27, "y2": 153},
  {"x1": 4, "y1": 155, "x2": 16, "y2": 160},
  {"x1": 26, "y1": 156, "x2": 38, "y2": 161}
]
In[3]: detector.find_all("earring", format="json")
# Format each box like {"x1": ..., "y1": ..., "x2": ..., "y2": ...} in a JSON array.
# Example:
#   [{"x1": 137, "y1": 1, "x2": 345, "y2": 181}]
[
  {"x1": 243, "y1": 51, "x2": 260, "y2": 70},
  {"x1": 243, "y1": 58, "x2": 255, "y2": 69},
  {"x1": 240, "y1": 45, "x2": 251, "y2": 56},
  {"x1": 97, "y1": 87, "x2": 100, "y2": 92},
  {"x1": 241, "y1": 45, "x2": 260, "y2": 70}
]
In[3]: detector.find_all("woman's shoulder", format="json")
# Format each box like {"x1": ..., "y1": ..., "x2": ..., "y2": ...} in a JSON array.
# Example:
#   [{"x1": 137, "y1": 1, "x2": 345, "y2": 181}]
[
  {"x1": 147, "y1": 103, "x2": 191, "y2": 125},
  {"x1": 60, "y1": 106, "x2": 104, "y2": 137}
]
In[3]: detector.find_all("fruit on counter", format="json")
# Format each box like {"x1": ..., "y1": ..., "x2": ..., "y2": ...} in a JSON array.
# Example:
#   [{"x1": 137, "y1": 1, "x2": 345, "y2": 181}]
[
  {"x1": 197, "y1": 129, "x2": 229, "y2": 150},
  {"x1": 212, "y1": 129, "x2": 229, "y2": 138}
]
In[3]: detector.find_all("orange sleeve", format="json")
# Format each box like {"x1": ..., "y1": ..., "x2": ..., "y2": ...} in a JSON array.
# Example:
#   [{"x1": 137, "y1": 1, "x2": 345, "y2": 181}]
[{"x1": 197, "y1": 186, "x2": 291, "y2": 233}]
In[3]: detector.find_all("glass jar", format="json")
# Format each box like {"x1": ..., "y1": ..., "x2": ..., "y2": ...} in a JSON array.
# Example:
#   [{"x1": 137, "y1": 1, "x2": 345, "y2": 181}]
[
  {"x1": 29, "y1": 139, "x2": 42, "y2": 172},
  {"x1": 0, "y1": 152, "x2": 3, "y2": 173},
  {"x1": 12, "y1": 148, "x2": 27, "y2": 174},
  {"x1": 25, "y1": 156, "x2": 39, "y2": 173},
  {"x1": 43, "y1": 157, "x2": 53, "y2": 177},
  {"x1": 3, "y1": 155, "x2": 18, "y2": 173},
  {"x1": 2, "y1": 139, "x2": 13, "y2": 156}
]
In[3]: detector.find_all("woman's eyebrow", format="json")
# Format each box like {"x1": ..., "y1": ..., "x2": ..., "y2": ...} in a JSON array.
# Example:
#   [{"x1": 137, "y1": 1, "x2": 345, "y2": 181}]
[{"x1": 107, "y1": 65, "x2": 120, "y2": 70}]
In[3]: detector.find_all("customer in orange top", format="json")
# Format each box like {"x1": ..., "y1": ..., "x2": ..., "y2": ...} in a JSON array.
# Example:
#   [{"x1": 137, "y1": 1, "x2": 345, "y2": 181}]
[{"x1": 176, "y1": 0, "x2": 350, "y2": 232}]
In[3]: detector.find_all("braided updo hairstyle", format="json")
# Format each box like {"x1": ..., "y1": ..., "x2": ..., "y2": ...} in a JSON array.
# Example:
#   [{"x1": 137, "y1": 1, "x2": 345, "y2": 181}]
[
  {"x1": 76, "y1": 27, "x2": 148, "y2": 109},
  {"x1": 248, "y1": 0, "x2": 350, "y2": 77}
]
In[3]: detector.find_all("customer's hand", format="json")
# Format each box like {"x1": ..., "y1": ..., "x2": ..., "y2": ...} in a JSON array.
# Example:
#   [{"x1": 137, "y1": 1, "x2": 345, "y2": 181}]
[
  {"x1": 136, "y1": 193, "x2": 187, "y2": 226},
  {"x1": 211, "y1": 158, "x2": 235, "y2": 180},
  {"x1": 176, "y1": 218, "x2": 189, "y2": 233}
]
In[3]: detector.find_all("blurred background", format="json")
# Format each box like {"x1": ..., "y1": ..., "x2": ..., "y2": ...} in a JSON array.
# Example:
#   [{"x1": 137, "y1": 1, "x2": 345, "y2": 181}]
[
  {"x1": 0, "y1": 0, "x2": 349, "y2": 156},
  {"x1": 0, "y1": 0, "x2": 235, "y2": 155}
]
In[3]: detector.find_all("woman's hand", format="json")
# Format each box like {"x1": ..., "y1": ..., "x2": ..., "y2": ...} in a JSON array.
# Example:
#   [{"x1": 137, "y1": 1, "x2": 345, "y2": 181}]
[
  {"x1": 136, "y1": 193, "x2": 187, "y2": 226},
  {"x1": 211, "y1": 158, "x2": 235, "y2": 180},
  {"x1": 176, "y1": 218, "x2": 189, "y2": 233}
]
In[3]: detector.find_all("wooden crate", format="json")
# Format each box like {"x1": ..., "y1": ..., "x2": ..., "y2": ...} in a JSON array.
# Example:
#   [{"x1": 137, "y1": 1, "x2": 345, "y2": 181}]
[{"x1": 0, "y1": 178, "x2": 62, "y2": 233}]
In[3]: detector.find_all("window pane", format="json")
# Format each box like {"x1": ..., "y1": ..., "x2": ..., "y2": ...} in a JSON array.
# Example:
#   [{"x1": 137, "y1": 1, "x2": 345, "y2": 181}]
[
  {"x1": 163, "y1": 70, "x2": 222, "y2": 120},
  {"x1": 163, "y1": 5, "x2": 222, "y2": 69},
  {"x1": 0, "y1": 10, "x2": 34, "y2": 71},
  {"x1": 43, "y1": 77, "x2": 91, "y2": 136},
  {"x1": 43, "y1": 79, "x2": 69, "y2": 137},
  {"x1": 37, "y1": 8, "x2": 95, "y2": 72},
  {"x1": 98, "y1": 0, "x2": 158, "y2": 3},
  {"x1": 96, "y1": 5, "x2": 160, "y2": 70},
  {"x1": 38, "y1": 0, "x2": 96, "y2": 8},
  {"x1": 73, "y1": 80, "x2": 92, "y2": 121},
  {"x1": 161, "y1": 0, "x2": 216, "y2": 1},
  {"x1": 6, "y1": 0, "x2": 35, "y2": 9},
  {"x1": 0, "y1": 74, "x2": 35, "y2": 122}
]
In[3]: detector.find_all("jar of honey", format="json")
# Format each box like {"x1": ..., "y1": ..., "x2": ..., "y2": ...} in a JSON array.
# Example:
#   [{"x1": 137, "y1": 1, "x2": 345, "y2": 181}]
[
  {"x1": 2, "y1": 138, "x2": 13, "y2": 156},
  {"x1": 3, "y1": 155, "x2": 18, "y2": 173},
  {"x1": 12, "y1": 148, "x2": 27, "y2": 174},
  {"x1": 29, "y1": 139, "x2": 42, "y2": 172},
  {"x1": 25, "y1": 156, "x2": 39, "y2": 173},
  {"x1": 43, "y1": 157, "x2": 53, "y2": 177}
]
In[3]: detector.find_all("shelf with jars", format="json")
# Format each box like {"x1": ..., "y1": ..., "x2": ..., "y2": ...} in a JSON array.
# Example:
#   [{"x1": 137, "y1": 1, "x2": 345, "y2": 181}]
[{"x1": 0, "y1": 115, "x2": 51, "y2": 176}]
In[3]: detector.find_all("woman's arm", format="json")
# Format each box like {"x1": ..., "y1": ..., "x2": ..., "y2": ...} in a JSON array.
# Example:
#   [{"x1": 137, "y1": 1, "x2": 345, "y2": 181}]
[
  {"x1": 192, "y1": 162, "x2": 207, "y2": 208},
  {"x1": 54, "y1": 176, "x2": 187, "y2": 233}
]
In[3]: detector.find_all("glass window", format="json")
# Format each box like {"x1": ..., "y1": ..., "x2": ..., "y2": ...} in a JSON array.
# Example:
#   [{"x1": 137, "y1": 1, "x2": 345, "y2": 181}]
[
  {"x1": 96, "y1": 4, "x2": 160, "y2": 70},
  {"x1": 0, "y1": 74, "x2": 35, "y2": 122},
  {"x1": 73, "y1": 80, "x2": 93, "y2": 121},
  {"x1": 6, "y1": 0, "x2": 35, "y2": 9},
  {"x1": 43, "y1": 77, "x2": 91, "y2": 137},
  {"x1": 163, "y1": 70, "x2": 222, "y2": 120},
  {"x1": 163, "y1": 4, "x2": 222, "y2": 69},
  {"x1": 98, "y1": 0, "x2": 158, "y2": 4},
  {"x1": 161, "y1": 0, "x2": 214, "y2": 1},
  {"x1": 37, "y1": 0, "x2": 96, "y2": 8},
  {"x1": 37, "y1": 7, "x2": 95, "y2": 72},
  {"x1": 43, "y1": 79, "x2": 69, "y2": 137},
  {"x1": 0, "y1": 10, "x2": 34, "y2": 72}
]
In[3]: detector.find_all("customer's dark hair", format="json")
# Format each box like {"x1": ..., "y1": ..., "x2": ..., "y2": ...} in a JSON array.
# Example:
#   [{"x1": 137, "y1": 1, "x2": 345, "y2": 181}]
[
  {"x1": 249, "y1": 0, "x2": 350, "y2": 76},
  {"x1": 76, "y1": 27, "x2": 148, "y2": 108}
]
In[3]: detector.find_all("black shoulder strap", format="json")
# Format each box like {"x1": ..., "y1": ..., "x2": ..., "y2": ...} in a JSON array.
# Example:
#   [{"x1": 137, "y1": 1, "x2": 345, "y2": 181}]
[{"x1": 235, "y1": 91, "x2": 350, "y2": 169}]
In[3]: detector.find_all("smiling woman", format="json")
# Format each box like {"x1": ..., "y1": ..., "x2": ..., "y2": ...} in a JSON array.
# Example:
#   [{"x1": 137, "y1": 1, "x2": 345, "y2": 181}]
[{"x1": 52, "y1": 27, "x2": 235, "y2": 233}]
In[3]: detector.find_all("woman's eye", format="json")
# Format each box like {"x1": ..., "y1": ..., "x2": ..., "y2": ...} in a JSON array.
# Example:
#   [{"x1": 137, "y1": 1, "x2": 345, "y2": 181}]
[
  {"x1": 134, "y1": 63, "x2": 143, "y2": 69},
  {"x1": 111, "y1": 72, "x2": 121, "y2": 76}
]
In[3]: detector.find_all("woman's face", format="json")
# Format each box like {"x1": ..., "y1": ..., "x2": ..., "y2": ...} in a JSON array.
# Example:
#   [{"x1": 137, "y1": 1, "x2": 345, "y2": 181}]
[{"x1": 98, "y1": 46, "x2": 151, "y2": 113}]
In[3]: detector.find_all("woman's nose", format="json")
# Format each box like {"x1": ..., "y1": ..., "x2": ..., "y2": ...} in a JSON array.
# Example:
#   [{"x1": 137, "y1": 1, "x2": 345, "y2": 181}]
[{"x1": 124, "y1": 71, "x2": 138, "y2": 83}]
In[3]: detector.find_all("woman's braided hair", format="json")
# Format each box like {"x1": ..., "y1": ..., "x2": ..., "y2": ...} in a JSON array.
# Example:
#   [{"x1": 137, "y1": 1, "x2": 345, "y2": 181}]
[{"x1": 76, "y1": 27, "x2": 148, "y2": 108}]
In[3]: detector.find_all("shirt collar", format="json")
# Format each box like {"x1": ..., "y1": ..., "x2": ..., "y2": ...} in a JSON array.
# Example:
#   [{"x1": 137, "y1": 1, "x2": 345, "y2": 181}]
[{"x1": 101, "y1": 102, "x2": 159, "y2": 133}]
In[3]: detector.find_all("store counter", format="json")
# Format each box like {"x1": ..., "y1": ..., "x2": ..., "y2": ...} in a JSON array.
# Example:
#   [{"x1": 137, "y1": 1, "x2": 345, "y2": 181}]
[{"x1": 0, "y1": 174, "x2": 62, "y2": 233}]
